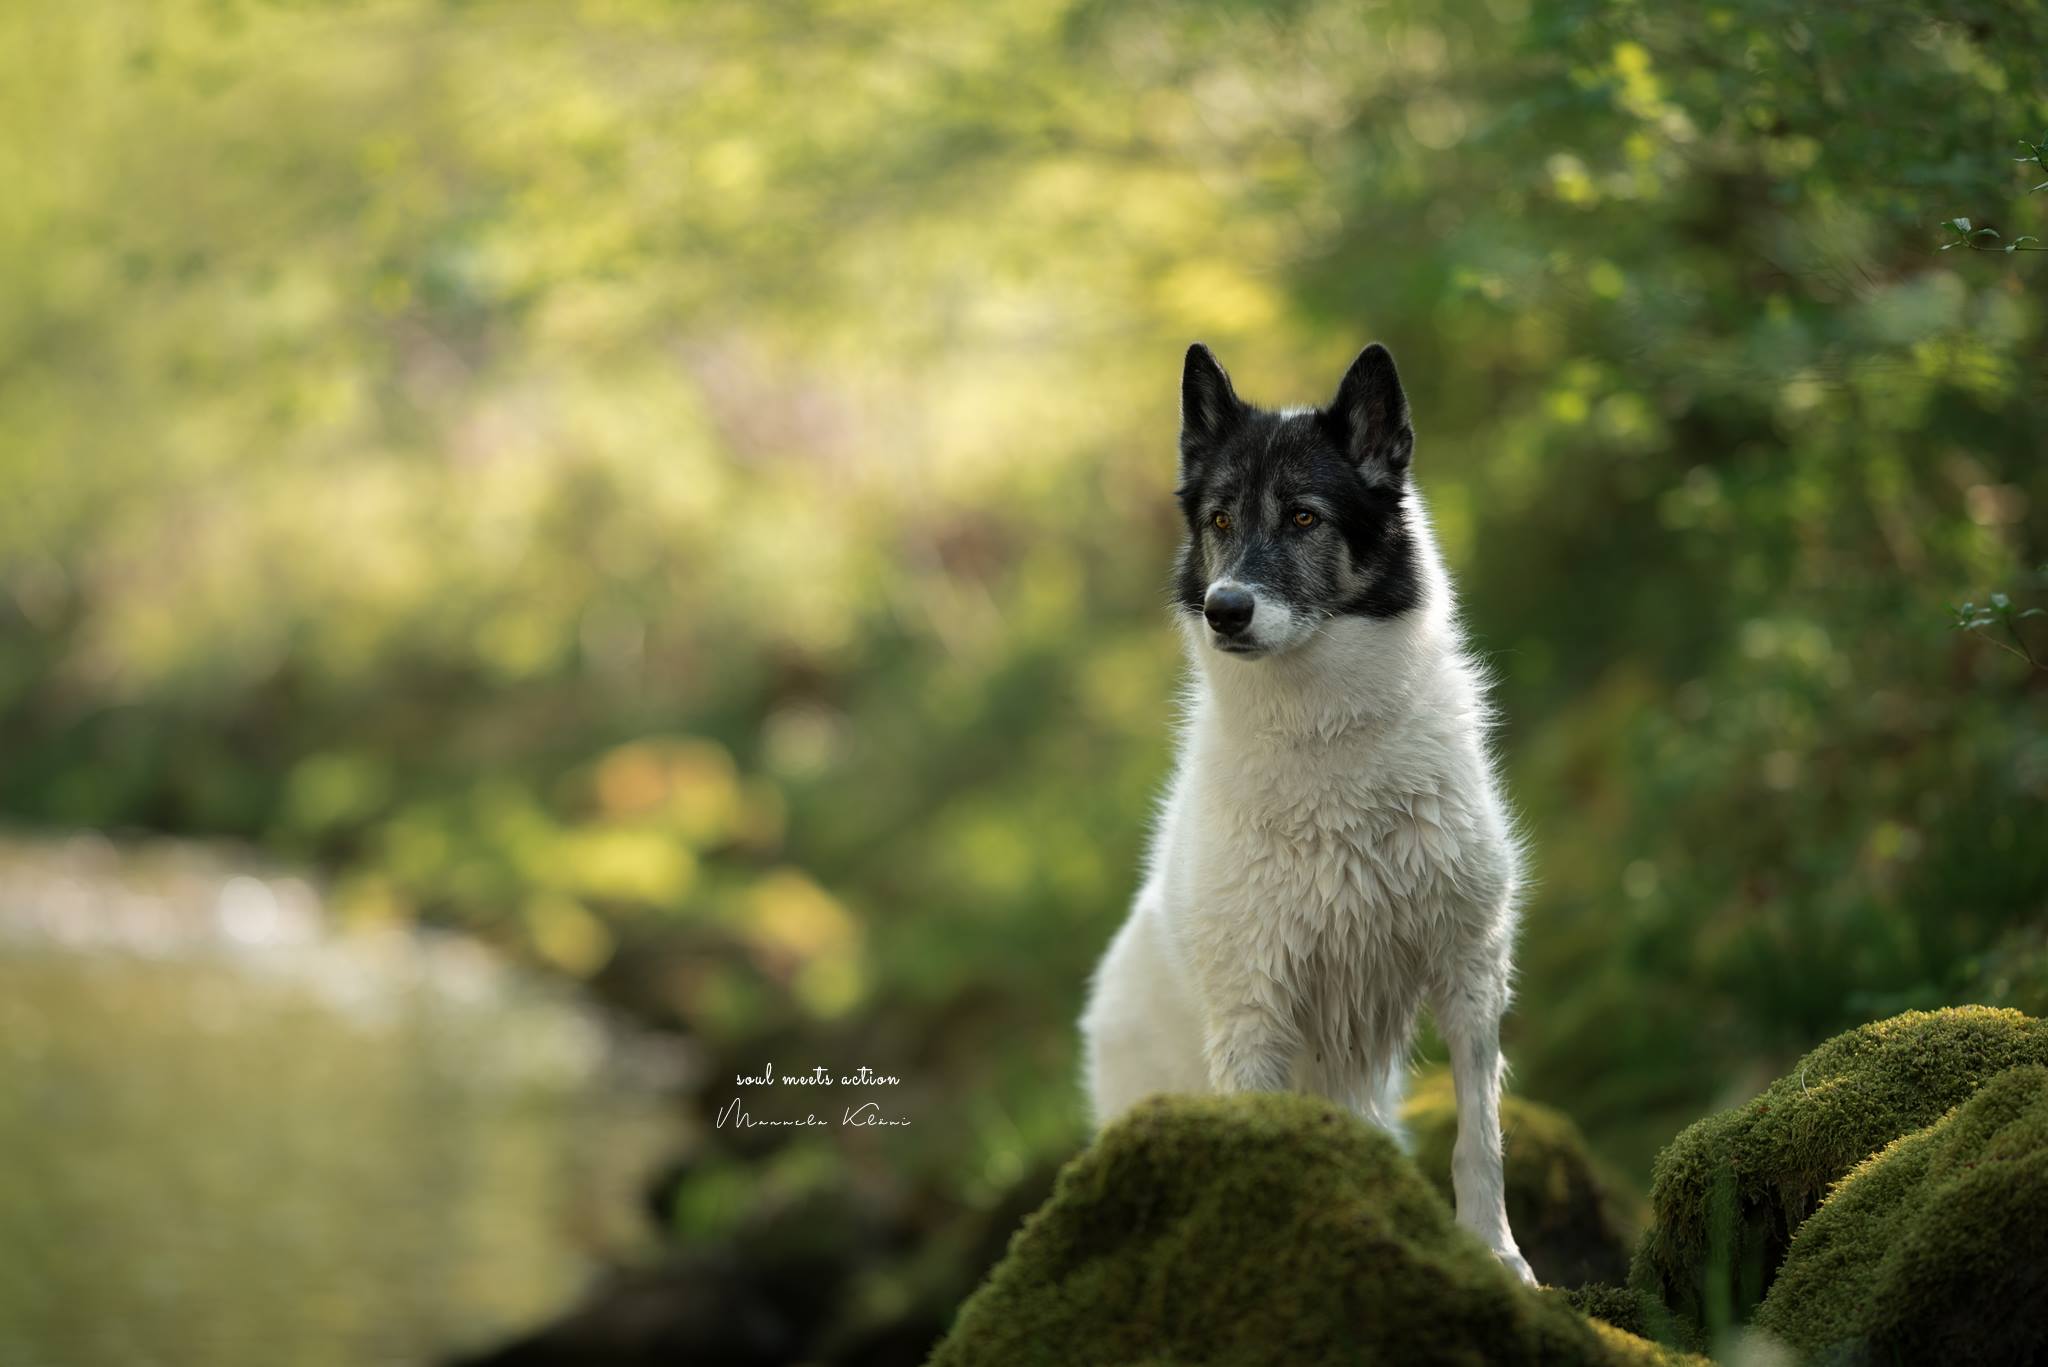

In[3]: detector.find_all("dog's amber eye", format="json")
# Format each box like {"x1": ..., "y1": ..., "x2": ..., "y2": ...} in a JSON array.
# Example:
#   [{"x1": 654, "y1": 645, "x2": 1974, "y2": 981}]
[
  {"x1": 1292, "y1": 510, "x2": 1318, "y2": 528},
  {"x1": 1212, "y1": 512, "x2": 1231, "y2": 532}
]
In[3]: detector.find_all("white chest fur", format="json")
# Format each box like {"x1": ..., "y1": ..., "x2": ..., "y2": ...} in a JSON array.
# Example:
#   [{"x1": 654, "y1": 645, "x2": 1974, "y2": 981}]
[{"x1": 1157, "y1": 626, "x2": 1518, "y2": 1077}]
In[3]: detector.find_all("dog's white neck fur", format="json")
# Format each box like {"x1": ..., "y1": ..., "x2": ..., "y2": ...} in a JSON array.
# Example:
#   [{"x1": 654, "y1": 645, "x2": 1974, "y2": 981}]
[{"x1": 1081, "y1": 487, "x2": 1536, "y2": 1284}]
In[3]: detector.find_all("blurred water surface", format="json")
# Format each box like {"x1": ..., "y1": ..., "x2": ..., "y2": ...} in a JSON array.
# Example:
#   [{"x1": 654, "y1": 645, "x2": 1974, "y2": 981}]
[{"x1": 0, "y1": 833, "x2": 681, "y2": 1367}]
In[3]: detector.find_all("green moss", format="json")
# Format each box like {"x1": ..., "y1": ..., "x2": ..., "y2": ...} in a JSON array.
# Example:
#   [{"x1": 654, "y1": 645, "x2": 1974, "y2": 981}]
[
  {"x1": 1555, "y1": 1283, "x2": 1651, "y2": 1340},
  {"x1": 1629, "y1": 1006, "x2": 2048, "y2": 1338},
  {"x1": 1405, "y1": 1071, "x2": 1640, "y2": 1287},
  {"x1": 930, "y1": 1092, "x2": 1697, "y2": 1367},
  {"x1": 1753, "y1": 1065, "x2": 2048, "y2": 1364}
]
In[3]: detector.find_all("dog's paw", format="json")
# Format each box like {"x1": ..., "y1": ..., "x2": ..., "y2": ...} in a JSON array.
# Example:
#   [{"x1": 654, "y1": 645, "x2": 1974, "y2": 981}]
[{"x1": 1493, "y1": 1243, "x2": 1537, "y2": 1287}]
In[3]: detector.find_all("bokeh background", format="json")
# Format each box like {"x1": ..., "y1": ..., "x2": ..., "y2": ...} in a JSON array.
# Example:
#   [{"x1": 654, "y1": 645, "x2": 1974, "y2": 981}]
[{"x1": 2, "y1": 0, "x2": 2044, "y2": 1363}]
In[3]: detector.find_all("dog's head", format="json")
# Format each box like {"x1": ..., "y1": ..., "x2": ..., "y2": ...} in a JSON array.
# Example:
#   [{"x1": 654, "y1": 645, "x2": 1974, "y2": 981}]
[{"x1": 1172, "y1": 342, "x2": 1421, "y2": 659}]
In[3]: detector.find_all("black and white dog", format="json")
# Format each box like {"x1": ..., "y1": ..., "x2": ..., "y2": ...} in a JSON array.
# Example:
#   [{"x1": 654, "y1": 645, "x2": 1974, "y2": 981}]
[{"x1": 1080, "y1": 342, "x2": 1534, "y2": 1283}]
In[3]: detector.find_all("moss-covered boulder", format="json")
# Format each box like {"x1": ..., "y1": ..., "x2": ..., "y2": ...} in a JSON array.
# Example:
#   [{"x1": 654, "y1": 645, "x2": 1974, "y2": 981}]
[
  {"x1": 1555, "y1": 1283, "x2": 1658, "y2": 1342},
  {"x1": 1752, "y1": 1065, "x2": 2048, "y2": 1365},
  {"x1": 1629, "y1": 1006, "x2": 2048, "y2": 1338},
  {"x1": 1405, "y1": 1071, "x2": 1639, "y2": 1287},
  {"x1": 930, "y1": 1092, "x2": 1695, "y2": 1366}
]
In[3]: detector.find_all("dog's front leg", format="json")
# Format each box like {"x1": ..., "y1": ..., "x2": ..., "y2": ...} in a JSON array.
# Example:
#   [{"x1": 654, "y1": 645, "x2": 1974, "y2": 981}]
[
  {"x1": 1436, "y1": 980, "x2": 1536, "y2": 1286},
  {"x1": 1200, "y1": 981, "x2": 1298, "y2": 1095}
]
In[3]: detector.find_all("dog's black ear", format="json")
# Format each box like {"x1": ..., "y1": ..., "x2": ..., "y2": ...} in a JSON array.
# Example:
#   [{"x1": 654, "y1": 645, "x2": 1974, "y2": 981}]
[
  {"x1": 1324, "y1": 343, "x2": 1413, "y2": 484},
  {"x1": 1180, "y1": 343, "x2": 1245, "y2": 456}
]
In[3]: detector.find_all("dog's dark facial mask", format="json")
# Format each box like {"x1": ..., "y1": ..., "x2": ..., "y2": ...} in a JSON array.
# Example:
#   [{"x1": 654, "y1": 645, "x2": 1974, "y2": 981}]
[{"x1": 1173, "y1": 342, "x2": 1421, "y2": 658}]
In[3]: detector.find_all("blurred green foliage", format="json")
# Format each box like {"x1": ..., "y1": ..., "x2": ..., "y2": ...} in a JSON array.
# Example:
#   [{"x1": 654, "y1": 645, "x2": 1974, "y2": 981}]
[{"x1": 2, "y1": 0, "x2": 2044, "y2": 1259}]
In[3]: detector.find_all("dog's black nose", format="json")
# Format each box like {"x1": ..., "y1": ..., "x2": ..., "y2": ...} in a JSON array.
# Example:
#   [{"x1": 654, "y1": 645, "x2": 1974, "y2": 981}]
[{"x1": 1204, "y1": 585, "x2": 1255, "y2": 636}]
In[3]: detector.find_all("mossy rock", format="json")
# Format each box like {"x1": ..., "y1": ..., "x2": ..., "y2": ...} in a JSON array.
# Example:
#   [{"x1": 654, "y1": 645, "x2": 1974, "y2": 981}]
[
  {"x1": 1753, "y1": 1065, "x2": 2048, "y2": 1365},
  {"x1": 1405, "y1": 1071, "x2": 1639, "y2": 1287},
  {"x1": 1554, "y1": 1283, "x2": 1655, "y2": 1342},
  {"x1": 1629, "y1": 1005, "x2": 2048, "y2": 1339},
  {"x1": 930, "y1": 1092, "x2": 1697, "y2": 1367}
]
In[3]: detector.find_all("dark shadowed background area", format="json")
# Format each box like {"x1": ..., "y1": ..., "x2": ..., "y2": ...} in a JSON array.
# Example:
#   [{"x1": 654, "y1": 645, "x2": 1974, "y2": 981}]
[{"x1": 2, "y1": 1, "x2": 2044, "y2": 1363}]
